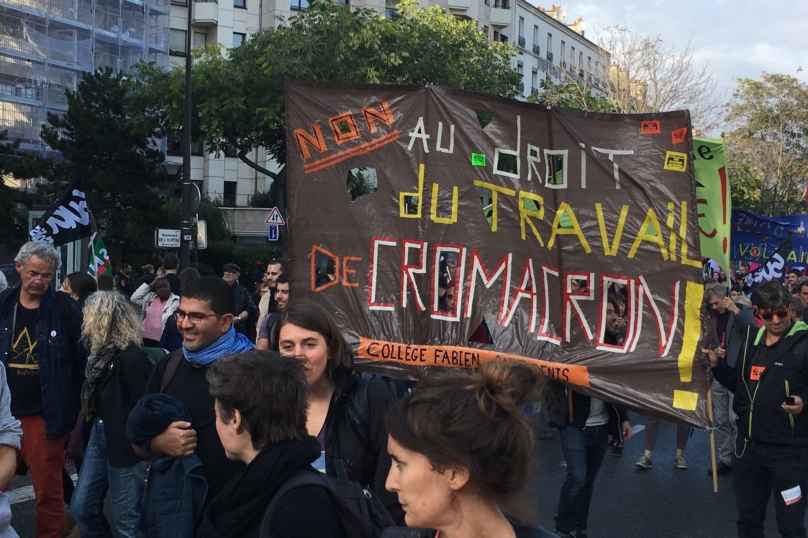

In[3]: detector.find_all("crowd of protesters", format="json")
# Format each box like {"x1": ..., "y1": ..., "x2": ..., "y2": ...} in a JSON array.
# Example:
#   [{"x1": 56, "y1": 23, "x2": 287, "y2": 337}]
[{"x1": 3, "y1": 242, "x2": 808, "y2": 538}]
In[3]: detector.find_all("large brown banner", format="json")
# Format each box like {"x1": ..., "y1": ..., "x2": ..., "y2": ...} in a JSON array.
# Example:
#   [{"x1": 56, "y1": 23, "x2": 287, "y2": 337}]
[{"x1": 285, "y1": 80, "x2": 710, "y2": 428}]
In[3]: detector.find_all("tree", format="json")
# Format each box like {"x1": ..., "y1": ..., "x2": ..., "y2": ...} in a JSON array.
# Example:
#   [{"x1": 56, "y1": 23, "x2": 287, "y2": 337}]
[
  {"x1": 591, "y1": 26, "x2": 723, "y2": 132},
  {"x1": 528, "y1": 78, "x2": 616, "y2": 113},
  {"x1": 724, "y1": 73, "x2": 808, "y2": 217},
  {"x1": 0, "y1": 132, "x2": 52, "y2": 249},
  {"x1": 131, "y1": 0, "x2": 521, "y2": 252},
  {"x1": 41, "y1": 68, "x2": 170, "y2": 264}
]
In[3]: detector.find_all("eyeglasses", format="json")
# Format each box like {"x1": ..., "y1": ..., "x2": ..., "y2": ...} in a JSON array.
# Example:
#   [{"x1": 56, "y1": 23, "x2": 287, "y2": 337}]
[
  {"x1": 173, "y1": 310, "x2": 218, "y2": 324},
  {"x1": 759, "y1": 310, "x2": 790, "y2": 321}
]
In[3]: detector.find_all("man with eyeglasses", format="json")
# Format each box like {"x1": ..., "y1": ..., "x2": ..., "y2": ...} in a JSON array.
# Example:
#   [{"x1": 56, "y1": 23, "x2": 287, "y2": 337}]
[
  {"x1": 705, "y1": 283, "x2": 757, "y2": 477},
  {"x1": 132, "y1": 276, "x2": 253, "y2": 512},
  {"x1": 0, "y1": 241, "x2": 86, "y2": 538},
  {"x1": 705, "y1": 280, "x2": 808, "y2": 538}
]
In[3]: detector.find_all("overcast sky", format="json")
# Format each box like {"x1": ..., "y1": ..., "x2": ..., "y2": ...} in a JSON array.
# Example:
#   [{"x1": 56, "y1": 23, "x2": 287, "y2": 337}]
[{"x1": 560, "y1": 0, "x2": 808, "y2": 103}]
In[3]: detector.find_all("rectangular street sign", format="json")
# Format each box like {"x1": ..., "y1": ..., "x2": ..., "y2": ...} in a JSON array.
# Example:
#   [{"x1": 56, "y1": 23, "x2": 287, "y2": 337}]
[
  {"x1": 268, "y1": 224, "x2": 279, "y2": 241},
  {"x1": 155, "y1": 229, "x2": 181, "y2": 248}
]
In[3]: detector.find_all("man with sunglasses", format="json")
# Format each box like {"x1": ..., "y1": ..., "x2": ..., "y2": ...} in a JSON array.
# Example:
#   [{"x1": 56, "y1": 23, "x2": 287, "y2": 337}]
[
  {"x1": 133, "y1": 276, "x2": 254, "y2": 509},
  {"x1": 705, "y1": 280, "x2": 808, "y2": 538}
]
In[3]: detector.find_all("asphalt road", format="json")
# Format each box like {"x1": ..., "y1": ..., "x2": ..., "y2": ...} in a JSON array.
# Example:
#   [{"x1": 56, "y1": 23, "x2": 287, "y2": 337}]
[{"x1": 4, "y1": 413, "x2": 788, "y2": 538}]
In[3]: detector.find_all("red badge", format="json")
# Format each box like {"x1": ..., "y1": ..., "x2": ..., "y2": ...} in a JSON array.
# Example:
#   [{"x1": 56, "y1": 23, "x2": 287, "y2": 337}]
[
  {"x1": 671, "y1": 127, "x2": 687, "y2": 144},
  {"x1": 750, "y1": 366, "x2": 765, "y2": 381},
  {"x1": 641, "y1": 120, "x2": 661, "y2": 134}
]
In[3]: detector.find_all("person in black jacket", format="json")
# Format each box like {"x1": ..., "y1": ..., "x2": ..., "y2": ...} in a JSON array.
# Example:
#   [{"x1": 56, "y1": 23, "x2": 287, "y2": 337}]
[
  {"x1": 197, "y1": 350, "x2": 341, "y2": 538},
  {"x1": 705, "y1": 280, "x2": 808, "y2": 538},
  {"x1": 70, "y1": 291, "x2": 154, "y2": 538},
  {"x1": 383, "y1": 359, "x2": 557, "y2": 538},
  {"x1": 549, "y1": 294, "x2": 631, "y2": 538},
  {"x1": 272, "y1": 300, "x2": 404, "y2": 524},
  {"x1": 222, "y1": 263, "x2": 256, "y2": 339}
]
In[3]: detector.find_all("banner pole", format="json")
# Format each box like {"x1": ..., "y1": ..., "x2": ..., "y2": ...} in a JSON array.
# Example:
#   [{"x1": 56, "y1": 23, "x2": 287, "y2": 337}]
[{"x1": 707, "y1": 388, "x2": 718, "y2": 493}]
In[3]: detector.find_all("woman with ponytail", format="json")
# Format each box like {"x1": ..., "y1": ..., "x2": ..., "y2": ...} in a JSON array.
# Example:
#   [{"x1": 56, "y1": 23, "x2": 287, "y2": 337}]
[
  {"x1": 70, "y1": 292, "x2": 155, "y2": 538},
  {"x1": 383, "y1": 359, "x2": 557, "y2": 538}
]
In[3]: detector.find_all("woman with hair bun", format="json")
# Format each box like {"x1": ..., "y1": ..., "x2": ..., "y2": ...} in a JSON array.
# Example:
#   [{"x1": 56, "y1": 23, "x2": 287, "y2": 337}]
[{"x1": 383, "y1": 359, "x2": 557, "y2": 538}]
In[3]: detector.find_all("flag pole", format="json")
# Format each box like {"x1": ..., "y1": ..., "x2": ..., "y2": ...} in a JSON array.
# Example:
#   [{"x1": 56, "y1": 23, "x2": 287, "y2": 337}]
[{"x1": 708, "y1": 387, "x2": 718, "y2": 493}]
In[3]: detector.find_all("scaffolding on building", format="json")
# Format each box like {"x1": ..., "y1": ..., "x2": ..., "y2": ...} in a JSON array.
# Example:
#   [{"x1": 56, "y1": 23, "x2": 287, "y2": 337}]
[{"x1": 0, "y1": 0, "x2": 169, "y2": 153}]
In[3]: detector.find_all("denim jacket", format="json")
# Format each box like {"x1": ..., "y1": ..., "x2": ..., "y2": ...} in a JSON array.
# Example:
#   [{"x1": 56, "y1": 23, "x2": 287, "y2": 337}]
[{"x1": 0, "y1": 287, "x2": 86, "y2": 439}]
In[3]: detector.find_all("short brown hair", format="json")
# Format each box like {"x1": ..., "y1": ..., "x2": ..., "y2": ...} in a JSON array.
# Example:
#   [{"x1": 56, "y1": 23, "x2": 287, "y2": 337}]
[
  {"x1": 272, "y1": 300, "x2": 353, "y2": 375},
  {"x1": 386, "y1": 359, "x2": 543, "y2": 505},
  {"x1": 207, "y1": 350, "x2": 309, "y2": 449}
]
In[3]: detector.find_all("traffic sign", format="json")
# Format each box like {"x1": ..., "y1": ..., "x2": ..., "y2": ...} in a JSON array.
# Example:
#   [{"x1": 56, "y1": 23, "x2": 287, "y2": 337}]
[
  {"x1": 265, "y1": 207, "x2": 285, "y2": 225},
  {"x1": 155, "y1": 229, "x2": 181, "y2": 248},
  {"x1": 268, "y1": 224, "x2": 279, "y2": 241}
]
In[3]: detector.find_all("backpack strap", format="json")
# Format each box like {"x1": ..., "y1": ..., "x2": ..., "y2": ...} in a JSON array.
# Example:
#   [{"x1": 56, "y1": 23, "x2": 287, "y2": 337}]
[
  {"x1": 345, "y1": 374, "x2": 371, "y2": 452},
  {"x1": 159, "y1": 350, "x2": 184, "y2": 392}
]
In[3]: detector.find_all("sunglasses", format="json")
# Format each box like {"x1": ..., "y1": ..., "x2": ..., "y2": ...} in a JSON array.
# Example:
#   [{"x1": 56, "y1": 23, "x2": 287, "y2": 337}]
[{"x1": 759, "y1": 310, "x2": 790, "y2": 321}]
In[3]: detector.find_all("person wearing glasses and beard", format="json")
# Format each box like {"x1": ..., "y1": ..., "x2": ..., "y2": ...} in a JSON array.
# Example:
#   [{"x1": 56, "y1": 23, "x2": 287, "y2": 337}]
[
  {"x1": 131, "y1": 277, "x2": 254, "y2": 508},
  {"x1": 704, "y1": 280, "x2": 808, "y2": 538}
]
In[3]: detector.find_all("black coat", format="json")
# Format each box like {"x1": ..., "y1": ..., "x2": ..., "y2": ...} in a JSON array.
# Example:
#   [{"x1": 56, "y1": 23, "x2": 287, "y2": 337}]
[
  {"x1": 713, "y1": 321, "x2": 808, "y2": 446},
  {"x1": 231, "y1": 282, "x2": 256, "y2": 337},
  {"x1": 92, "y1": 343, "x2": 155, "y2": 467},
  {"x1": 324, "y1": 368, "x2": 403, "y2": 524}
]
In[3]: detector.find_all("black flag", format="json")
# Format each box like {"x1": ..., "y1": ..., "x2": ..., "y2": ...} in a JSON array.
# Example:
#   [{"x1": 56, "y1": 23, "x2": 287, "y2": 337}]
[
  {"x1": 743, "y1": 240, "x2": 792, "y2": 294},
  {"x1": 29, "y1": 178, "x2": 93, "y2": 246}
]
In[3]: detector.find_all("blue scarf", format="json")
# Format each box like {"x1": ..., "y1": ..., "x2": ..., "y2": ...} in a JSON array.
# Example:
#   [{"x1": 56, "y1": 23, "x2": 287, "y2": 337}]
[{"x1": 183, "y1": 326, "x2": 254, "y2": 366}]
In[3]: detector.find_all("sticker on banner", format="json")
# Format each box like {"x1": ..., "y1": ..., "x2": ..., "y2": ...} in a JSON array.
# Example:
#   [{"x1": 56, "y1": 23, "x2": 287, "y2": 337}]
[
  {"x1": 641, "y1": 121, "x2": 660, "y2": 134},
  {"x1": 50, "y1": 330, "x2": 57, "y2": 337},
  {"x1": 471, "y1": 153, "x2": 486, "y2": 166},
  {"x1": 671, "y1": 127, "x2": 688, "y2": 144},
  {"x1": 664, "y1": 151, "x2": 688, "y2": 172},
  {"x1": 781, "y1": 485, "x2": 802, "y2": 506}
]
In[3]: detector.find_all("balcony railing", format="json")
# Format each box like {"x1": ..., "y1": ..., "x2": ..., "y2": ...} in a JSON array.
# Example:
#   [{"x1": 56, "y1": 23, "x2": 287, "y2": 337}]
[
  {"x1": 531, "y1": 87, "x2": 539, "y2": 97},
  {"x1": 532, "y1": 44, "x2": 540, "y2": 56},
  {"x1": 517, "y1": 81, "x2": 524, "y2": 93},
  {"x1": 517, "y1": 36, "x2": 525, "y2": 48},
  {"x1": 546, "y1": 51, "x2": 553, "y2": 62}
]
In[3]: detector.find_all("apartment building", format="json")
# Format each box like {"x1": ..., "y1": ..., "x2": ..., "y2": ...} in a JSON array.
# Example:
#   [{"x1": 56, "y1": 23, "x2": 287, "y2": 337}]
[{"x1": 0, "y1": 0, "x2": 602, "y2": 238}]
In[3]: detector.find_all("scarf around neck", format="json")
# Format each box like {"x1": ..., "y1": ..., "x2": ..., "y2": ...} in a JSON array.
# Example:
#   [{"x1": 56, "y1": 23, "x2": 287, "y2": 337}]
[
  {"x1": 81, "y1": 341, "x2": 119, "y2": 420},
  {"x1": 183, "y1": 325, "x2": 254, "y2": 366}
]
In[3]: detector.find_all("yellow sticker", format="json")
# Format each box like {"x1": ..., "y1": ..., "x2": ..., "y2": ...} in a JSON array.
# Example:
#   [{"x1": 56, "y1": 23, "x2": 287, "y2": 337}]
[
  {"x1": 664, "y1": 151, "x2": 688, "y2": 172},
  {"x1": 672, "y1": 390, "x2": 699, "y2": 411}
]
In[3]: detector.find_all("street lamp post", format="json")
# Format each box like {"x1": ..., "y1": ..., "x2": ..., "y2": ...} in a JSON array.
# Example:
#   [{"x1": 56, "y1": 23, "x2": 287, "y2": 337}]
[{"x1": 180, "y1": 0, "x2": 193, "y2": 269}]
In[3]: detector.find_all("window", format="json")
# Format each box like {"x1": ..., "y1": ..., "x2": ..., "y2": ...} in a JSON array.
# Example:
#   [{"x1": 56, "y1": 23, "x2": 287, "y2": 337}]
[
  {"x1": 517, "y1": 60, "x2": 523, "y2": 75},
  {"x1": 233, "y1": 0, "x2": 245, "y2": 7},
  {"x1": 531, "y1": 69, "x2": 537, "y2": 89},
  {"x1": 547, "y1": 33, "x2": 552, "y2": 52},
  {"x1": 483, "y1": 25, "x2": 489, "y2": 39},
  {"x1": 493, "y1": 30, "x2": 499, "y2": 41},
  {"x1": 167, "y1": 136, "x2": 203, "y2": 156},
  {"x1": 587, "y1": 56, "x2": 592, "y2": 71},
  {"x1": 579, "y1": 52, "x2": 584, "y2": 69},
  {"x1": 500, "y1": 34, "x2": 508, "y2": 43},
  {"x1": 533, "y1": 25, "x2": 538, "y2": 46},
  {"x1": 232, "y1": 32, "x2": 245, "y2": 48},
  {"x1": 193, "y1": 32, "x2": 206, "y2": 50},
  {"x1": 290, "y1": 0, "x2": 308, "y2": 10},
  {"x1": 223, "y1": 182, "x2": 237, "y2": 207},
  {"x1": 171, "y1": 0, "x2": 186, "y2": 5},
  {"x1": 518, "y1": 17, "x2": 524, "y2": 38},
  {"x1": 560, "y1": 41, "x2": 565, "y2": 63},
  {"x1": 570, "y1": 46, "x2": 575, "y2": 67},
  {"x1": 169, "y1": 29, "x2": 186, "y2": 56}
]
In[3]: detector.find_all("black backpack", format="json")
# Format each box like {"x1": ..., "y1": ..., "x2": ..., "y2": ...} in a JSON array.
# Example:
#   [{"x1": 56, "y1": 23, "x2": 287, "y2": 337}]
[{"x1": 260, "y1": 460, "x2": 395, "y2": 538}]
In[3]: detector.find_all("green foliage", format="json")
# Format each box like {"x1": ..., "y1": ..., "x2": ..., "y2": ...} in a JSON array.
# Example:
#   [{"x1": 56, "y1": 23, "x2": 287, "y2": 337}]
[
  {"x1": 528, "y1": 78, "x2": 617, "y2": 113},
  {"x1": 248, "y1": 190, "x2": 275, "y2": 208},
  {"x1": 132, "y1": 0, "x2": 520, "y2": 174},
  {"x1": 41, "y1": 68, "x2": 170, "y2": 262},
  {"x1": 725, "y1": 73, "x2": 808, "y2": 217},
  {"x1": 0, "y1": 132, "x2": 52, "y2": 248}
]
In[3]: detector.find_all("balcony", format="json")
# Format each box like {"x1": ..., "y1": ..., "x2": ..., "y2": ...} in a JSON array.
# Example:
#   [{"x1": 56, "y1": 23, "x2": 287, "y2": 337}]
[
  {"x1": 191, "y1": 0, "x2": 217, "y2": 27},
  {"x1": 490, "y1": 4, "x2": 510, "y2": 26},
  {"x1": 447, "y1": 0, "x2": 471, "y2": 11},
  {"x1": 532, "y1": 43, "x2": 540, "y2": 56},
  {"x1": 517, "y1": 35, "x2": 525, "y2": 48},
  {"x1": 531, "y1": 87, "x2": 539, "y2": 97},
  {"x1": 546, "y1": 51, "x2": 553, "y2": 62}
]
